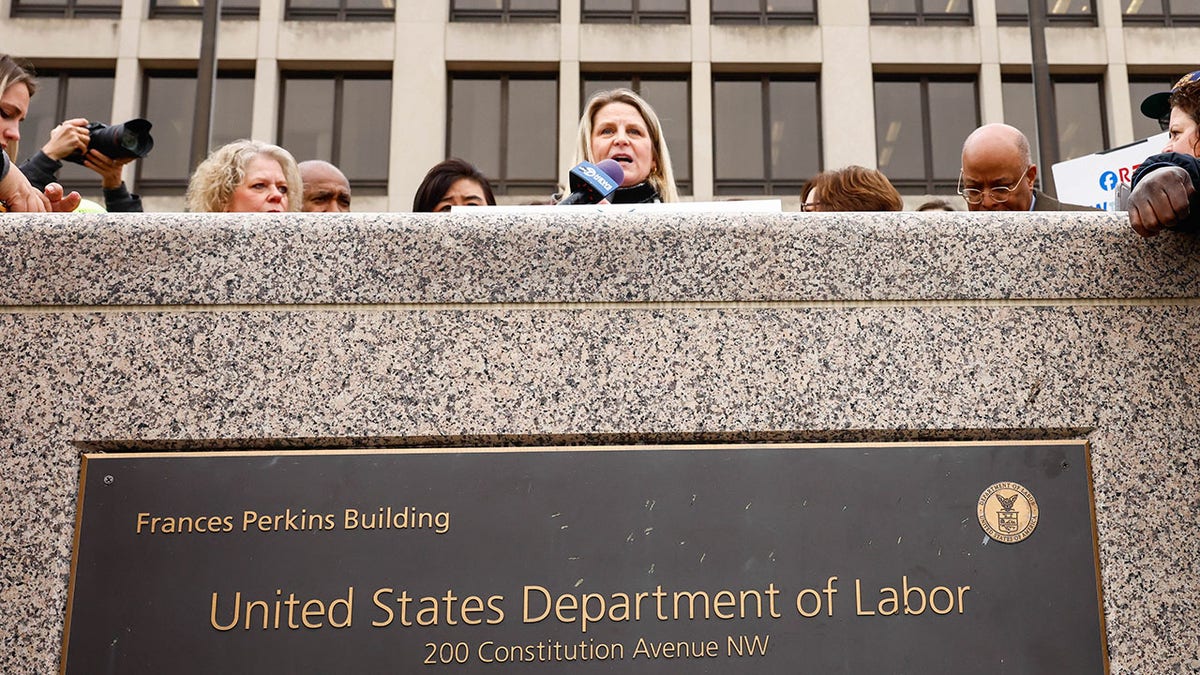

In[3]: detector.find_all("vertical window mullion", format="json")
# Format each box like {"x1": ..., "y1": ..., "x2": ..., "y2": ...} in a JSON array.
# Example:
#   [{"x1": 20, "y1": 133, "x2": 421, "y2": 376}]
[
  {"x1": 57, "y1": 76, "x2": 70, "y2": 122},
  {"x1": 761, "y1": 77, "x2": 772, "y2": 189},
  {"x1": 919, "y1": 78, "x2": 935, "y2": 193},
  {"x1": 499, "y1": 76, "x2": 511, "y2": 190},
  {"x1": 331, "y1": 77, "x2": 345, "y2": 167}
]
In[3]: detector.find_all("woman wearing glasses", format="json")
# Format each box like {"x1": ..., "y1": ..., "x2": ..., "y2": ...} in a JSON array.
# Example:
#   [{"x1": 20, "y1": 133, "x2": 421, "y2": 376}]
[
  {"x1": 1129, "y1": 71, "x2": 1200, "y2": 237},
  {"x1": 800, "y1": 166, "x2": 902, "y2": 212}
]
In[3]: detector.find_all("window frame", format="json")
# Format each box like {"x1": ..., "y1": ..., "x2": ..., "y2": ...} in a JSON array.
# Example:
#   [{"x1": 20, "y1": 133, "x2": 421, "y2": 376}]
[
  {"x1": 446, "y1": 72, "x2": 561, "y2": 196},
  {"x1": 449, "y1": 0, "x2": 560, "y2": 22},
  {"x1": 582, "y1": 0, "x2": 688, "y2": 24},
  {"x1": 278, "y1": 71, "x2": 392, "y2": 194},
  {"x1": 134, "y1": 69, "x2": 256, "y2": 196},
  {"x1": 995, "y1": 0, "x2": 1098, "y2": 27},
  {"x1": 284, "y1": 0, "x2": 394, "y2": 21},
  {"x1": 711, "y1": 74, "x2": 823, "y2": 196},
  {"x1": 874, "y1": 74, "x2": 980, "y2": 194},
  {"x1": 1128, "y1": 75, "x2": 1182, "y2": 138},
  {"x1": 10, "y1": 0, "x2": 121, "y2": 18},
  {"x1": 1000, "y1": 73, "x2": 1110, "y2": 167},
  {"x1": 581, "y1": 73, "x2": 693, "y2": 194},
  {"x1": 1121, "y1": 0, "x2": 1200, "y2": 26},
  {"x1": 148, "y1": 0, "x2": 260, "y2": 19},
  {"x1": 710, "y1": 0, "x2": 817, "y2": 25},
  {"x1": 870, "y1": 0, "x2": 974, "y2": 26}
]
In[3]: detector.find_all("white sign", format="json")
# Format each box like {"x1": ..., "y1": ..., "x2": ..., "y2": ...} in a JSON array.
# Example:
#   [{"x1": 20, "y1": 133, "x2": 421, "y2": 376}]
[
  {"x1": 1051, "y1": 133, "x2": 1167, "y2": 211},
  {"x1": 453, "y1": 200, "x2": 784, "y2": 214}
]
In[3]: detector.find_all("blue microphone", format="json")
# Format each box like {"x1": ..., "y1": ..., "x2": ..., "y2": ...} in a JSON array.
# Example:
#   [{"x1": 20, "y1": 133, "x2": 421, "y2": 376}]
[{"x1": 557, "y1": 159, "x2": 625, "y2": 205}]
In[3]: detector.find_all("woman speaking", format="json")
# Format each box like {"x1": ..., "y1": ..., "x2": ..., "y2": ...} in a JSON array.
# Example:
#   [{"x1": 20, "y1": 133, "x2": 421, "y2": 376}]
[{"x1": 572, "y1": 89, "x2": 679, "y2": 204}]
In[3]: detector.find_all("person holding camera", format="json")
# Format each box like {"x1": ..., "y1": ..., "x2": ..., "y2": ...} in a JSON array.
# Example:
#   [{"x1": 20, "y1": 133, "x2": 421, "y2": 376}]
[
  {"x1": 19, "y1": 117, "x2": 143, "y2": 212},
  {"x1": 0, "y1": 53, "x2": 143, "y2": 213}
]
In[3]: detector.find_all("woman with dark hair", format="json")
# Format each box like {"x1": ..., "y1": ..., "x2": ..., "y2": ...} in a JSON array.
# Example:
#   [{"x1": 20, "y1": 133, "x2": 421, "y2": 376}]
[
  {"x1": 800, "y1": 165, "x2": 903, "y2": 212},
  {"x1": 412, "y1": 158, "x2": 496, "y2": 212}
]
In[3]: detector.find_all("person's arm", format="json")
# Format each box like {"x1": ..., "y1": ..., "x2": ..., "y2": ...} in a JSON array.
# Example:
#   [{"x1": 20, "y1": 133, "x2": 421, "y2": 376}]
[
  {"x1": 1128, "y1": 153, "x2": 1200, "y2": 237},
  {"x1": 85, "y1": 150, "x2": 143, "y2": 213},
  {"x1": 18, "y1": 151, "x2": 64, "y2": 191},
  {"x1": 1, "y1": 151, "x2": 81, "y2": 212},
  {"x1": 18, "y1": 118, "x2": 91, "y2": 191}
]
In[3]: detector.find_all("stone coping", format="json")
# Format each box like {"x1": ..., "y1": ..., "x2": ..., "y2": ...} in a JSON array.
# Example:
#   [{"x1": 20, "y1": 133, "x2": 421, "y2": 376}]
[{"x1": 1, "y1": 211, "x2": 1197, "y2": 306}]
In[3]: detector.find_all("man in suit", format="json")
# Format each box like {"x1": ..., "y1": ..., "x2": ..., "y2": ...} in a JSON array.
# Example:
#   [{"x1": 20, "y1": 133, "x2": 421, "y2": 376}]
[{"x1": 959, "y1": 123, "x2": 1097, "y2": 212}]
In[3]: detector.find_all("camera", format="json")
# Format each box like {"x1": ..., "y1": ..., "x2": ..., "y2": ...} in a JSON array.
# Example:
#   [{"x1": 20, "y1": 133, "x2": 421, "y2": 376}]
[{"x1": 64, "y1": 119, "x2": 155, "y2": 165}]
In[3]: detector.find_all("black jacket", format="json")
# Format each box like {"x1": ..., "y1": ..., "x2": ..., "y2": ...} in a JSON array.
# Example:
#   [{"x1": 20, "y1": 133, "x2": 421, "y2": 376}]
[
  {"x1": 19, "y1": 150, "x2": 143, "y2": 213},
  {"x1": 610, "y1": 181, "x2": 661, "y2": 204},
  {"x1": 1131, "y1": 152, "x2": 1200, "y2": 232}
]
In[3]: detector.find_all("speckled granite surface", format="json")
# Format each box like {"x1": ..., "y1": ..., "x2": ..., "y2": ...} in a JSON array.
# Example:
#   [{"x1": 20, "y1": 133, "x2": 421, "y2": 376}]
[{"x1": 1, "y1": 211, "x2": 1198, "y2": 673}]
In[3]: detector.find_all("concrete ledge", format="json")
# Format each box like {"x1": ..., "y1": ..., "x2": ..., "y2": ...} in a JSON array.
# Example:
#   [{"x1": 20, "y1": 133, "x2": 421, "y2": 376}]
[
  {"x1": 2, "y1": 211, "x2": 1198, "y2": 673},
  {"x1": 1, "y1": 211, "x2": 1198, "y2": 306}
]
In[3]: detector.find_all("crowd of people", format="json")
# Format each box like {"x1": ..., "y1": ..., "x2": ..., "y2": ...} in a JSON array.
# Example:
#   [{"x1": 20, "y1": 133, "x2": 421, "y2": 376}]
[{"x1": 2, "y1": 51, "x2": 1198, "y2": 238}]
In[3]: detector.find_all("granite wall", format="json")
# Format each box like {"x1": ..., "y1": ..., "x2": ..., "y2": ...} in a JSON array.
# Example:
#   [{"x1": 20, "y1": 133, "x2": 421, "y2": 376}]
[{"x1": 1, "y1": 210, "x2": 1197, "y2": 673}]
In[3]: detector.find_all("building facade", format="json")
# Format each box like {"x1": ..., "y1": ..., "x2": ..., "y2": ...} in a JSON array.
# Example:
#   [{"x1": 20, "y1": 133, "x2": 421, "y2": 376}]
[{"x1": 1, "y1": 0, "x2": 1196, "y2": 211}]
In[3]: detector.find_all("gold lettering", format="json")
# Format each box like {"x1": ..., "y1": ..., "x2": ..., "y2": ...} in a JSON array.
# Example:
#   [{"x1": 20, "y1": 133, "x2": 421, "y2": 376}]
[{"x1": 371, "y1": 588, "x2": 394, "y2": 627}]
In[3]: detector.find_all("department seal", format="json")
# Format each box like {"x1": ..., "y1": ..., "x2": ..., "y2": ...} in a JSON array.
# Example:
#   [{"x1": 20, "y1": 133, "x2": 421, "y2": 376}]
[{"x1": 977, "y1": 481, "x2": 1039, "y2": 544}]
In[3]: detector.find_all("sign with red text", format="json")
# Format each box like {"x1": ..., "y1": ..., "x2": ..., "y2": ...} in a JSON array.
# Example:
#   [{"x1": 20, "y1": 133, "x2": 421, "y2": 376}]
[
  {"x1": 62, "y1": 442, "x2": 1107, "y2": 674},
  {"x1": 1052, "y1": 132, "x2": 1167, "y2": 211}
]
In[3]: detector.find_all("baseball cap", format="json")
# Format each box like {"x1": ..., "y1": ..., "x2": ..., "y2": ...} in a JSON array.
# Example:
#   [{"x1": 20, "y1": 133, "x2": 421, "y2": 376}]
[{"x1": 1140, "y1": 70, "x2": 1200, "y2": 123}]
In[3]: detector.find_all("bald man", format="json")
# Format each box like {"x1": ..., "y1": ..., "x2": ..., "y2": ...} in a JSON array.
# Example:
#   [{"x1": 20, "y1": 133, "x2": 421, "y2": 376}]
[
  {"x1": 298, "y1": 160, "x2": 352, "y2": 213},
  {"x1": 960, "y1": 123, "x2": 1096, "y2": 212}
]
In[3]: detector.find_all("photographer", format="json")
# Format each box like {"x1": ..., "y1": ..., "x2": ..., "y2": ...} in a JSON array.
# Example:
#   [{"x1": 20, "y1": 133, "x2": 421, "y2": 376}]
[{"x1": 20, "y1": 117, "x2": 142, "y2": 213}]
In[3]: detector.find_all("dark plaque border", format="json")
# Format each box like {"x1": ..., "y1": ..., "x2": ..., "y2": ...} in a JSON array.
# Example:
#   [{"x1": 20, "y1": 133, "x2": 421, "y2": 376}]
[{"x1": 62, "y1": 441, "x2": 1108, "y2": 673}]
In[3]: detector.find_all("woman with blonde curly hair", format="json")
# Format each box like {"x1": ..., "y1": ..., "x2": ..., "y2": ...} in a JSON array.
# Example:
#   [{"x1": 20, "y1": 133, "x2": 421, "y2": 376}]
[
  {"x1": 185, "y1": 139, "x2": 302, "y2": 213},
  {"x1": 572, "y1": 88, "x2": 679, "y2": 203}
]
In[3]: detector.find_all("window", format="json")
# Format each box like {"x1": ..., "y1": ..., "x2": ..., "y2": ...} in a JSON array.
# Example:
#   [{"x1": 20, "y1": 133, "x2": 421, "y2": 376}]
[
  {"x1": 583, "y1": 0, "x2": 687, "y2": 23},
  {"x1": 711, "y1": 0, "x2": 815, "y2": 24},
  {"x1": 1122, "y1": 0, "x2": 1200, "y2": 26},
  {"x1": 450, "y1": 0, "x2": 558, "y2": 21},
  {"x1": 449, "y1": 74, "x2": 558, "y2": 195},
  {"x1": 19, "y1": 71, "x2": 115, "y2": 191},
  {"x1": 135, "y1": 72, "x2": 254, "y2": 194},
  {"x1": 1001, "y1": 76, "x2": 1108, "y2": 166},
  {"x1": 280, "y1": 73, "x2": 392, "y2": 193},
  {"x1": 286, "y1": 0, "x2": 393, "y2": 20},
  {"x1": 995, "y1": 0, "x2": 1096, "y2": 26},
  {"x1": 10, "y1": 0, "x2": 120, "y2": 18},
  {"x1": 875, "y1": 76, "x2": 978, "y2": 193},
  {"x1": 149, "y1": 0, "x2": 259, "y2": 19},
  {"x1": 1129, "y1": 76, "x2": 1180, "y2": 139},
  {"x1": 583, "y1": 76, "x2": 691, "y2": 193},
  {"x1": 712, "y1": 76, "x2": 821, "y2": 196},
  {"x1": 870, "y1": 0, "x2": 972, "y2": 25}
]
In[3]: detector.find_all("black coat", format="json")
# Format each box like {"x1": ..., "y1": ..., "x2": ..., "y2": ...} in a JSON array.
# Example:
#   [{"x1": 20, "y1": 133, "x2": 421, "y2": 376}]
[{"x1": 1131, "y1": 152, "x2": 1200, "y2": 232}]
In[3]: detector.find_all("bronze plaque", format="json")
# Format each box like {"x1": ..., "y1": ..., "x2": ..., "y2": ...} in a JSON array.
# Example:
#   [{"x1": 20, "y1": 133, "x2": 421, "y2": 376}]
[{"x1": 62, "y1": 441, "x2": 1107, "y2": 673}]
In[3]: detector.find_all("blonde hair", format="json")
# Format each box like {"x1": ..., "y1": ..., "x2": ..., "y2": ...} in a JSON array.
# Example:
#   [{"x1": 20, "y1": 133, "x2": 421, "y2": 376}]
[
  {"x1": 185, "y1": 140, "x2": 302, "y2": 213},
  {"x1": 0, "y1": 54, "x2": 38, "y2": 162},
  {"x1": 573, "y1": 88, "x2": 679, "y2": 202}
]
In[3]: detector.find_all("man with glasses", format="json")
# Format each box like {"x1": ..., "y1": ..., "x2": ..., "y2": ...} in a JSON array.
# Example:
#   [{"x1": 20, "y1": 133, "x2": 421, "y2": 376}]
[{"x1": 959, "y1": 123, "x2": 1096, "y2": 212}]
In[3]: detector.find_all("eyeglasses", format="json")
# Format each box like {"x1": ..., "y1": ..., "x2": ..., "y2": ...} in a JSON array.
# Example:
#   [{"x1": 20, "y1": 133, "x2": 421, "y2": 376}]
[
  {"x1": 800, "y1": 201, "x2": 824, "y2": 212},
  {"x1": 957, "y1": 170, "x2": 1028, "y2": 205}
]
